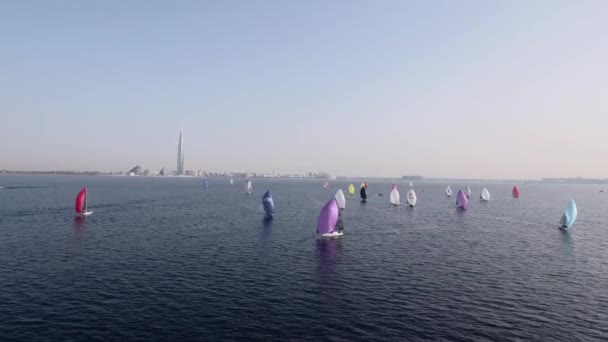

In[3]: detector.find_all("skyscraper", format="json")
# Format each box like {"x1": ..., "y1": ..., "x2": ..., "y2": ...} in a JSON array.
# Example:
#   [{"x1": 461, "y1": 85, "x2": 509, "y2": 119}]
[{"x1": 177, "y1": 130, "x2": 184, "y2": 175}]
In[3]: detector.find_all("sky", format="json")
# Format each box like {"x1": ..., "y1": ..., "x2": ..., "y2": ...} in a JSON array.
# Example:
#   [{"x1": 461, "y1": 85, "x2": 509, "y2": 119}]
[{"x1": 1, "y1": 0, "x2": 607, "y2": 179}]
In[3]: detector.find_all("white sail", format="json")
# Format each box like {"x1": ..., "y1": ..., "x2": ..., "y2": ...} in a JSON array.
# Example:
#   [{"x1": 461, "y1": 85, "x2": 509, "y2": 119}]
[
  {"x1": 446, "y1": 186, "x2": 453, "y2": 197},
  {"x1": 389, "y1": 188, "x2": 400, "y2": 206},
  {"x1": 246, "y1": 180, "x2": 252, "y2": 193},
  {"x1": 406, "y1": 189, "x2": 417, "y2": 207},
  {"x1": 335, "y1": 189, "x2": 346, "y2": 209},
  {"x1": 230, "y1": 178, "x2": 234, "y2": 185},
  {"x1": 466, "y1": 186, "x2": 472, "y2": 198},
  {"x1": 409, "y1": 181, "x2": 413, "y2": 187},
  {"x1": 481, "y1": 188, "x2": 490, "y2": 201}
]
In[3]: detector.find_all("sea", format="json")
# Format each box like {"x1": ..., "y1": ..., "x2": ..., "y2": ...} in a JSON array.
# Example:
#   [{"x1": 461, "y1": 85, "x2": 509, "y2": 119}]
[{"x1": 1, "y1": 175, "x2": 607, "y2": 341}]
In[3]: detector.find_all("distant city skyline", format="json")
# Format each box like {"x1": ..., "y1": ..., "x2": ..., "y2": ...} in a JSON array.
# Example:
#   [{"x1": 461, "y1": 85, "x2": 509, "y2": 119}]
[{"x1": 1, "y1": 1, "x2": 607, "y2": 179}]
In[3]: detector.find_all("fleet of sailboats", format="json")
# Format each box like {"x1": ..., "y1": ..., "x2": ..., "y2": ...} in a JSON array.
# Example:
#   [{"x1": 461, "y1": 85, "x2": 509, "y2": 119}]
[{"x1": 68, "y1": 180, "x2": 582, "y2": 234}]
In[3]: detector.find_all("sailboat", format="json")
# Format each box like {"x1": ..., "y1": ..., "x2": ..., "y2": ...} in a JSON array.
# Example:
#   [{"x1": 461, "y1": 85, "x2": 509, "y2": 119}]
[
  {"x1": 466, "y1": 186, "x2": 472, "y2": 198},
  {"x1": 348, "y1": 184, "x2": 355, "y2": 196},
  {"x1": 445, "y1": 186, "x2": 453, "y2": 197},
  {"x1": 262, "y1": 190, "x2": 274, "y2": 217},
  {"x1": 230, "y1": 178, "x2": 234, "y2": 185},
  {"x1": 406, "y1": 189, "x2": 417, "y2": 208},
  {"x1": 360, "y1": 184, "x2": 368, "y2": 203},
  {"x1": 409, "y1": 181, "x2": 413, "y2": 187},
  {"x1": 317, "y1": 198, "x2": 342, "y2": 237},
  {"x1": 456, "y1": 190, "x2": 468, "y2": 209},
  {"x1": 364, "y1": 181, "x2": 369, "y2": 188},
  {"x1": 246, "y1": 180, "x2": 253, "y2": 194},
  {"x1": 512, "y1": 186, "x2": 520, "y2": 198},
  {"x1": 389, "y1": 184, "x2": 400, "y2": 206},
  {"x1": 480, "y1": 188, "x2": 490, "y2": 201},
  {"x1": 204, "y1": 180, "x2": 208, "y2": 188},
  {"x1": 559, "y1": 199, "x2": 577, "y2": 229},
  {"x1": 323, "y1": 181, "x2": 329, "y2": 190},
  {"x1": 335, "y1": 189, "x2": 346, "y2": 210},
  {"x1": 74, "y1": 187, "x2": 93, "y2": 217}
]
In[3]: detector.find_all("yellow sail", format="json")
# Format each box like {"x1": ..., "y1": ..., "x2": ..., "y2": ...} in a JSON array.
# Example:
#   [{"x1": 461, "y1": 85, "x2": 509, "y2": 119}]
[{"x1": 348, "y1": 184, "x2": 355, "y2": 196}]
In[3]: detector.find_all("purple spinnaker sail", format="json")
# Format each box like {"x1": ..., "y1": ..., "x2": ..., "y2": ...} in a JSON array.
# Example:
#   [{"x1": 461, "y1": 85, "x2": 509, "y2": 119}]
[
  {"x1": 317, "y1": 198, "x2": 339, "y2": 234},
  {"x1": 262, "y1": 190, "x2": 274, "y2": 216},
  {"x1": 456, "y1": 190, "x2": 468, "y2": 209}
]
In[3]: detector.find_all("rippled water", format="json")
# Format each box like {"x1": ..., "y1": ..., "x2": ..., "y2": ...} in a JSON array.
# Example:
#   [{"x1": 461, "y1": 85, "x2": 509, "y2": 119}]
[{"x1": 1, "y1": 175, "x2": 607, "y2": 341}]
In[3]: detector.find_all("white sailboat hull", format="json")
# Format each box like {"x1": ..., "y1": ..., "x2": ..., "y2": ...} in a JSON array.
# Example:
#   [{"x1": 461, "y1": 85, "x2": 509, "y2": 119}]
[
  {"x1": 320, "y1": 231, "x2": 344, "y2": 237},
  {"x1": 76, "y1": 211, "x2": 93, "y2": 217}
]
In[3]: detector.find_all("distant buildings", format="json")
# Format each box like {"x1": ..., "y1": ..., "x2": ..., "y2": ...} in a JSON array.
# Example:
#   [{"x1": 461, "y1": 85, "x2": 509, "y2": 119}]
[{"x1": 177, "y1": 130, "x2": 184, "y2": 175}]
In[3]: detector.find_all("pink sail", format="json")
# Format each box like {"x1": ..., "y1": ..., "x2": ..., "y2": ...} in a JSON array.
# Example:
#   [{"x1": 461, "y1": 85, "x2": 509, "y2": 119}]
[
  {"x1": 512, "y1": 186, "x2": 520, "y2": 198},
  {"x1": 456, "y1": 190, "x2": 468, "y2": 209},
  {"x1": 391, "y1": 184, "x2": 397, "y2": 190},
  {"x1": 74, "y1": 187, "x2": 87, "y2": 214},
  {"x1": 316, "y1": 198, "x2": 339, "y2": 235}
]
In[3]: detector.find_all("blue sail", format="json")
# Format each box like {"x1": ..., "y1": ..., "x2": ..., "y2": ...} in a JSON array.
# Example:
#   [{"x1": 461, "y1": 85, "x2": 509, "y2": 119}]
[
  {"x1": 262, "y1": 190, "x2": 274, "y2": 216},
  {"x1": 560, "y1": 199, "x2": 578, "y2": 228}
]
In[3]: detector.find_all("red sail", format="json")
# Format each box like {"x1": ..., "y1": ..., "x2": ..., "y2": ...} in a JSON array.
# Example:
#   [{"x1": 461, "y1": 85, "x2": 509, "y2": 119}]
[
  {"x1": 512, "y1": 186, "x2": 520, "y2": 198},
  {"x1": 75, "y1": 188, "x2": 86, "y2": 213}
]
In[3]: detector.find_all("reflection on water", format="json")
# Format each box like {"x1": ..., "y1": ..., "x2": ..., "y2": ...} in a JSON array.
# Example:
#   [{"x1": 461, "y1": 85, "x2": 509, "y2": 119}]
[
  {"x1": 316, "y1": 238, "x2": 342, "y2": 284},
  {"x1": 73, "y1": 217, "x2": 86, "y2": 240},
  {"x1": 260, "y1": 216, "x2": 273, "y2": 238}
]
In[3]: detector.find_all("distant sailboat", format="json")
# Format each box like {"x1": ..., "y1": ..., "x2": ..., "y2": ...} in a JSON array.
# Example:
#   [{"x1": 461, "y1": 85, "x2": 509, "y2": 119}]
[
  {"x1": 409, "y1": 181, "x2": 413, "y2": 187},
  {"x1": 317, "y1": 198, "x2": 342, "y2": 237},
  {"x1": 74, "y1": 187, "x2": 93, "y2": 217},
  {"x1": 323, "y1": 181, "x2": 329, "y2": 190},
  {"x1": 348, "y1": 184, "x2": 355, "y2": 196},
  {"x1": 360, "y1": 184, "x2": 368, "y2": 203},
  {"x1": 512, "y1": 186, "x2": 520, "y2": 198},
  {"x1": 204, "y1": 180, "x2": 208, "y2": 188},
  {"x1": 262, "y1": 190, "x2": 274, "y2": 217},
  {"x1": 246, "y1": 180, "x2": 253, "y2": 194},
  {"x1": 456, "y1": 190, "x2": 468, "y2": 209},
  {"x1": 446, "y1": 186, "x2": 453, "y2": 197},
  {"x1": 363, "y1": 181, "x2": 368, "y2": 188},
  {"x1": 389, "y1": 184, "x2": 400, "y2": 206},
  {"x1": 406, "y1": 189, "x2": 417, "y2": 208},
  {"x1": 335, "y1": 189, "x2": 346, "y2": 210},
  {"x1": 230, "y1": 178, "x2": 234, "y2": 185},
  {"x1": 559, "y1": 199, "x2": 577, "y2": 229},
  {"x1": 466, "y1": 186, "x2": 472, "y2": 198},
  {"x1": 480, "y1": 188, "x2": 490, "y2": 201}
]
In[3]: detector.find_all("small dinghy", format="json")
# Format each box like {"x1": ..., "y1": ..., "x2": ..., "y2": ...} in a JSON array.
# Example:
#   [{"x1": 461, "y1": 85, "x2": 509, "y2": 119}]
[
  {"x1": 456, "y1": 190, "x2": 468, "y2": 209},
  {"x1": 335, "y1": 189, "x2": 346, "y2": 210},
  {"x1": 348, "y1": 184, "x2": 355, "y2": 196},
  {"x1": 406, "y1": 189, "x2": 417, "y2": 208},
  {"x1": 559, "y1": 199, "x2": 578, "y2": 230},
  {"x1": 262, "y1": 190, "x2": 274, "y2": 217},
  {"x1": 389, "y1": 184, "x2": 400, "y2": 206},
  {"x1": 512, "y1": 186, "x2": 520, "y2": 198},
  {"x1": 246, "y1": 180, "x2": 253, "y2": 194},
  {"x1": 480, "y1": 188, "x2": 490, "y2": 201},
  {"x1": 360, "y1": 184, "x2": 368, "y2": 203},
  {"x1": 74, "y1": 187, "x2": 93, "y2": 217},
  {"x1": 445, "y1": 186, "x2": 453, "y2": 197},
  {"x1": 317, "y1": 198, "x2": 343, "y2": 237}
]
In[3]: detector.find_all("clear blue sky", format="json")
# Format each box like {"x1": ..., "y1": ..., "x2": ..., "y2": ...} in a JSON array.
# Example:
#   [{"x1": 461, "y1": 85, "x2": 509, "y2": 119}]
[{"x1": 1, "y1": 0, "x2": 606, "y2": 178}]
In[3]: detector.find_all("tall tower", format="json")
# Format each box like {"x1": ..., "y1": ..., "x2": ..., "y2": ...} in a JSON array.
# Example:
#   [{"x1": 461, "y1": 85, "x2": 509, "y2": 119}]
[{"x1": 177, "y1": 130, "x2": 184, "y2": 175}]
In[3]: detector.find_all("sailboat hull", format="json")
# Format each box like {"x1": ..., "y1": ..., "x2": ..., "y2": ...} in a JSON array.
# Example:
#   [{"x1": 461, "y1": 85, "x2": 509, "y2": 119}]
[
  {"x1": 76, "y1": 211, "x2": 93, "y2": 217},
  {"x1": 320, "y1": 231, "x2": 343, "y2": 237}
]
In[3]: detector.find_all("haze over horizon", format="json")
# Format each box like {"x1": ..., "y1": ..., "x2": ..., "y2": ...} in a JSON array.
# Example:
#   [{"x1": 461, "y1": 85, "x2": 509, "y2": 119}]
[{"x1": 1, "y1": 1, "x2": 607, "y2": 179}]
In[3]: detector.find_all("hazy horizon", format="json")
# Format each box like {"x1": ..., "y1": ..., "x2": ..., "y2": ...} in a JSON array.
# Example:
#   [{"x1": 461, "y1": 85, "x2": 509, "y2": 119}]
[{"x1": 1, "y1": 1, "x2": 607, "y2": 179}]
